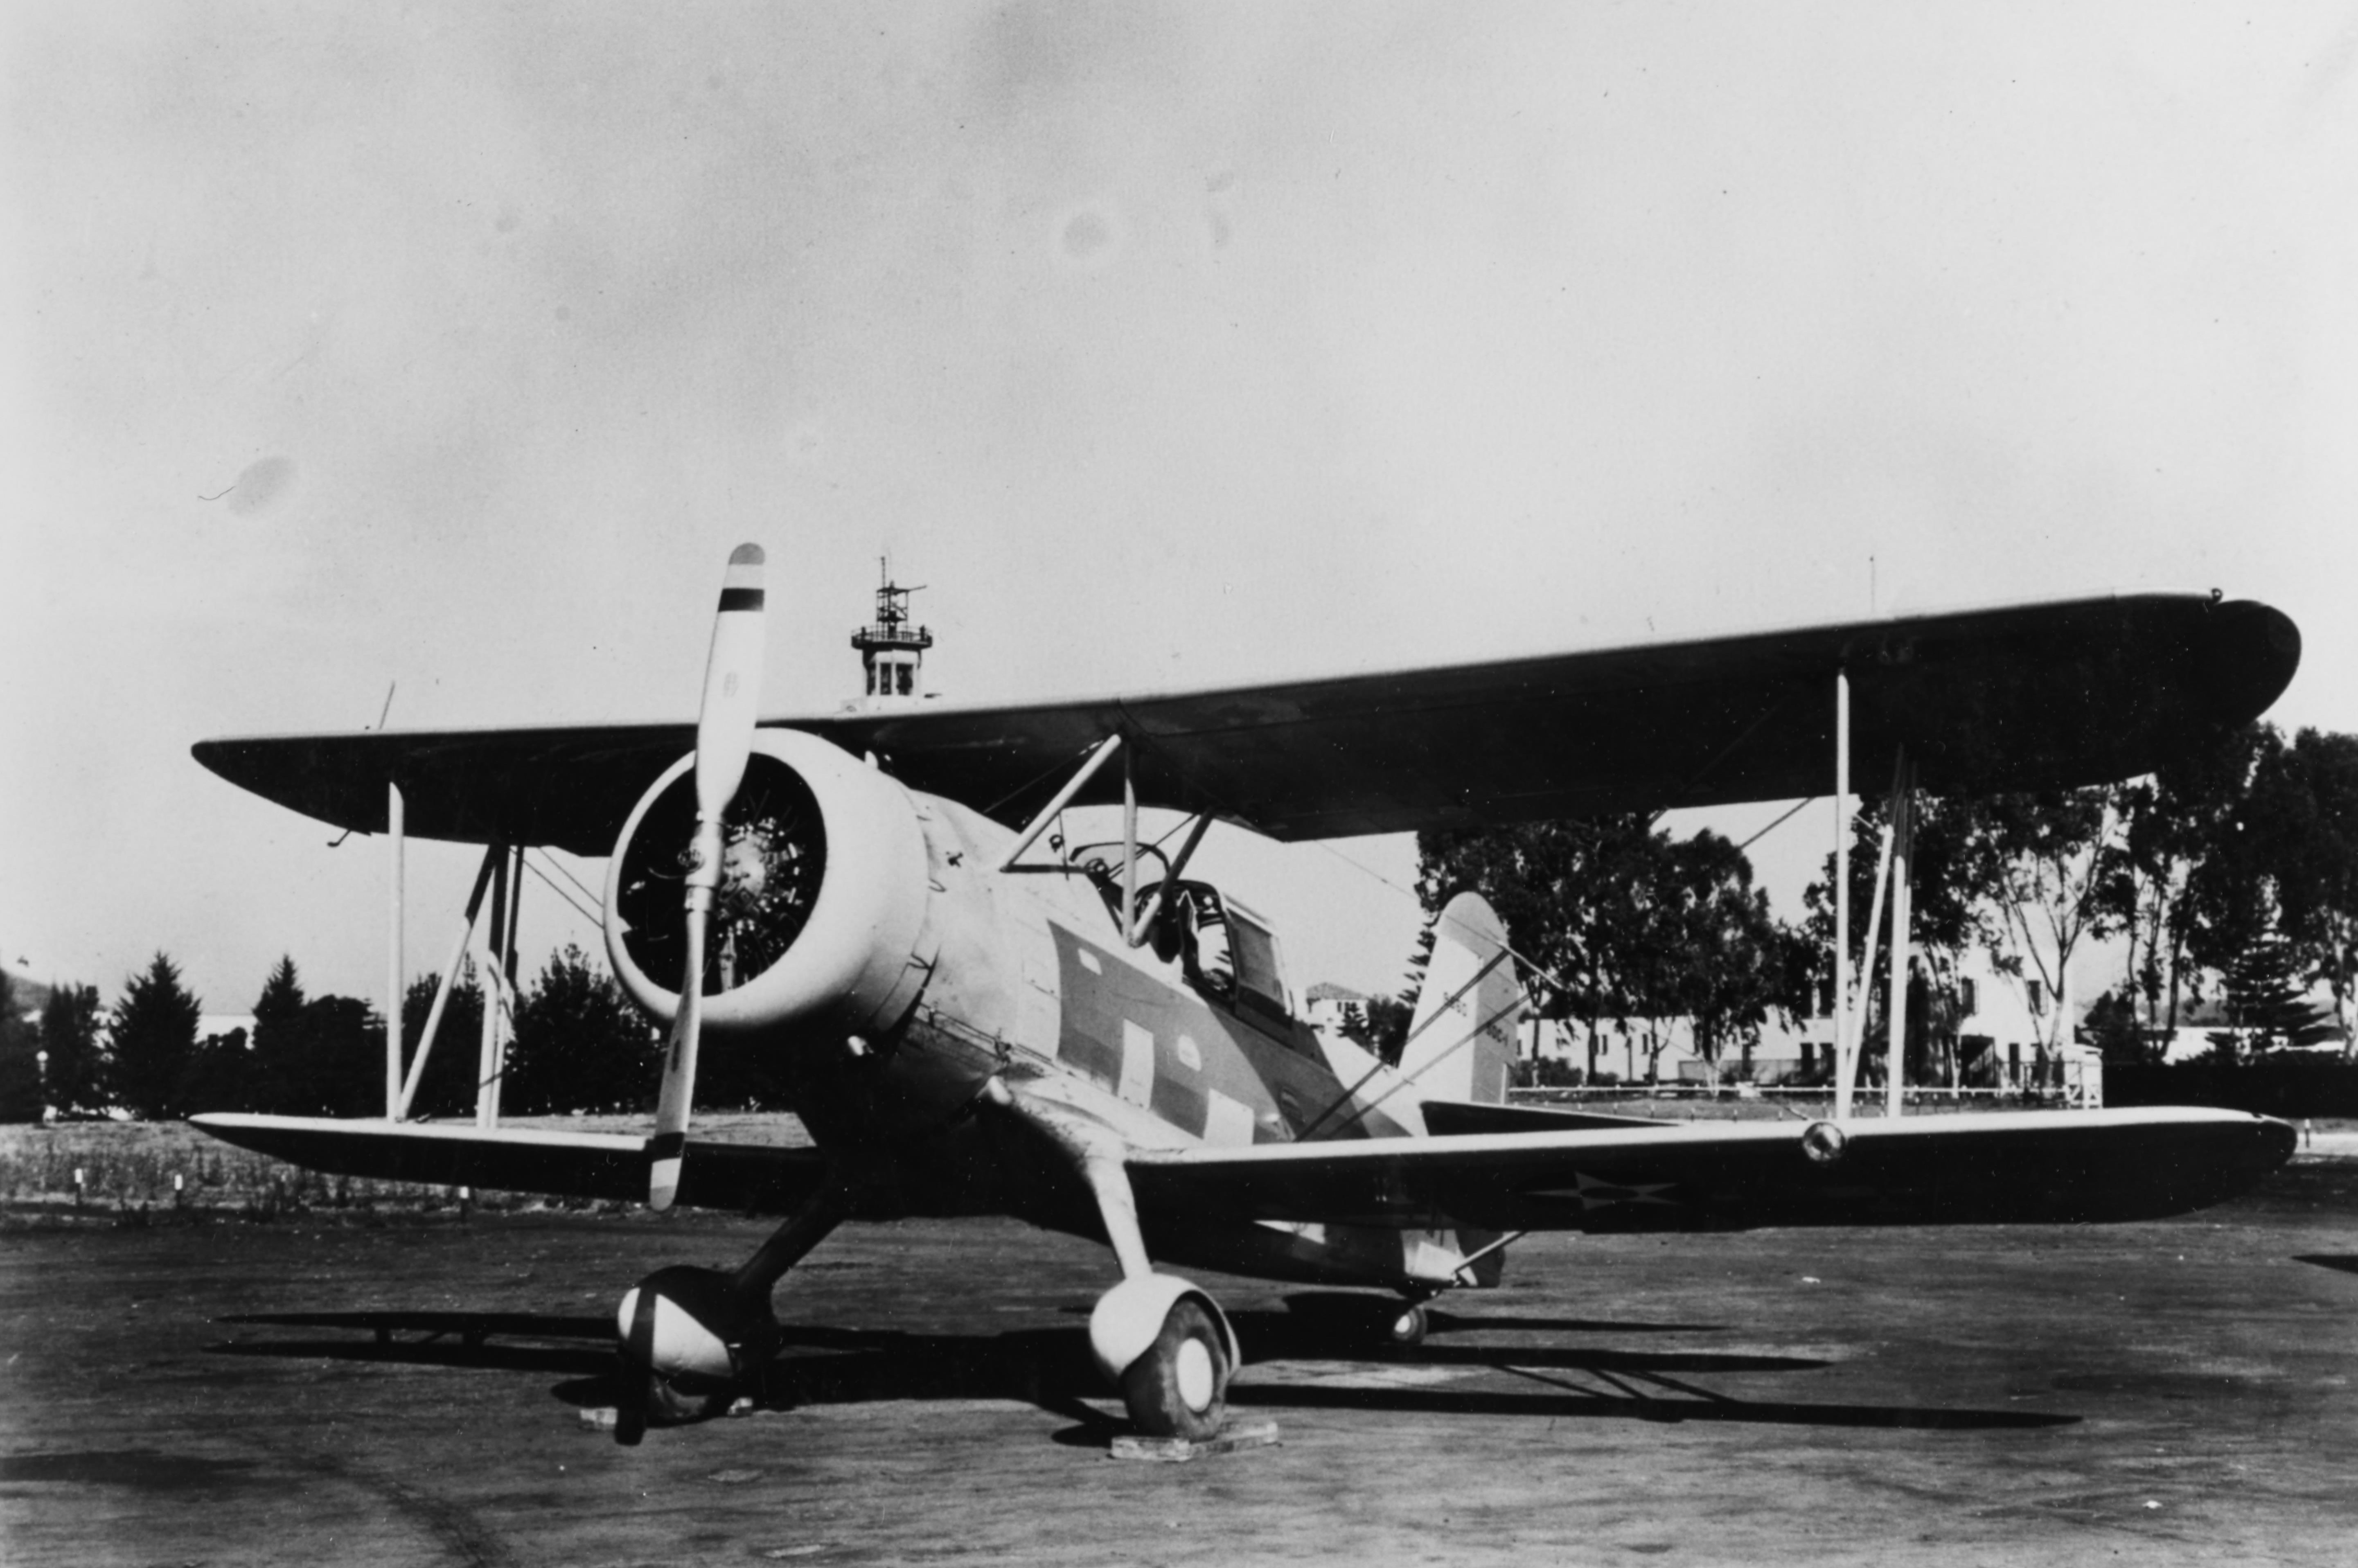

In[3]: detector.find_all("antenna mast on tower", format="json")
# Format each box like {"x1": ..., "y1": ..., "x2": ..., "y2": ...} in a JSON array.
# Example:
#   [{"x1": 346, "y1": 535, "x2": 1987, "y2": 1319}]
[{"x1": 850, "y1": 556, "x2": 934, "y2": 700}]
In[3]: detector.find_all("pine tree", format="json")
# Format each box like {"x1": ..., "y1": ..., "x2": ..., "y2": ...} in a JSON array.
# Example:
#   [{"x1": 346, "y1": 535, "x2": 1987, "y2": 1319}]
[
  {"x1": 0, "y1": 970, "x2": 43, "y2": 1123},
  {"x1": 182, "y1": 1022, "x2": 253, "y2": 1113},
  {"x1": 507, "y1": 944, "x2": 663, "y2": 1114},
  {"x1": 248, "y1": 957, "x2": 308, "y2": 1114},
  {"x1": 298, "y1": 995, "x2": 382, "y2": 1117},
  {"x1": 401, "y1": 966, "x2": 484, "y2": 1119},
  {"x1": 37, "y1": 983, "x2": 106, "y2": 1116},
  {"x1": 2220, "y1": 933, "x2": 2316, "y2": 1057},
  {"x1": 110, "y1": 954, "x2": 202, "y2": 1120}
]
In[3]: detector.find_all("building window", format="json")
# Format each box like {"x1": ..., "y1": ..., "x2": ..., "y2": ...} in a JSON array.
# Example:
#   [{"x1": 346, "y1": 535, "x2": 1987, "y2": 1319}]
[
  {"x1": 2027, "y1": 980, "x2": 2045, "y2": 1016},
  {"x1": 1959, "y1": 978, "x2": 1978, "y2": 1017}
]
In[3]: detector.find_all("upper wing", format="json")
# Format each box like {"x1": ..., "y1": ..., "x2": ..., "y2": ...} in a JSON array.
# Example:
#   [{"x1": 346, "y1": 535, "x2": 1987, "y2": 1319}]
[
  {"x1": 1123, "y1": 1108, "x2": 2295, "y2": 1233},
  {"x1": 191, "y1": 1113, "x2": 830, "y2": 1214},
  {"x1": 193, "y1": 593, "x2": 2297, "y2": 853}
]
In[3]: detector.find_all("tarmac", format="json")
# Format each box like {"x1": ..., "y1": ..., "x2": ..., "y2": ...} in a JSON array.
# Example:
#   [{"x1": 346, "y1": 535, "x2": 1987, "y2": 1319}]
[{"x1": 3, "y1": 1152, "x2": 2355, "y2": 1566}]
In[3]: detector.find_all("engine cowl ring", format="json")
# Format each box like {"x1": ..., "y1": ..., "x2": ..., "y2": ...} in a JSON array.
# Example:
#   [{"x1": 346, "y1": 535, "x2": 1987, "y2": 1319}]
[{"x1": 604, "y1": 730, "x2": 933, "y2": 1037}]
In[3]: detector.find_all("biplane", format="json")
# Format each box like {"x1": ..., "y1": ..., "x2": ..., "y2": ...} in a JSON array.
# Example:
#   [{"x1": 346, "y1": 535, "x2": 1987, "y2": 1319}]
[{"x1": 192, "y1": 551, "x2": 2302, "y2": 1442}]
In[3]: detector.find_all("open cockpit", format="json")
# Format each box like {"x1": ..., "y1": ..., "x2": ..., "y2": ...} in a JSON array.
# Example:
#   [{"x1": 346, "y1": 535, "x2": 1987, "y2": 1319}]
[{"x1": 1063, "y1": 837, "x2": 1301, "y2": 1039}]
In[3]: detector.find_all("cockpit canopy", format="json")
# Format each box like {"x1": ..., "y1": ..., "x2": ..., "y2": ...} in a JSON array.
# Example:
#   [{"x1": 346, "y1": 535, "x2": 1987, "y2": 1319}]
[{"x1": 1066, "y1": 840, "x2": 1296, "y2": 1030}]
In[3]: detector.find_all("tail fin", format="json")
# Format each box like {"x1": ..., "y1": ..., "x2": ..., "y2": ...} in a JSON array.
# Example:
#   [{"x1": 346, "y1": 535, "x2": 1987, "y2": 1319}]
[{"x1": 1399, "y1": 892, "x2": 1522, "y2": 1108}]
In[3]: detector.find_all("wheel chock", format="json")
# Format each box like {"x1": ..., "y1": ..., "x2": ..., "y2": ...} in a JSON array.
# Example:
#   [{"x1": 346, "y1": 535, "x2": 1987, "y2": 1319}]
[{"x1": 1107, "y1": 1419, "x2": 1279, "y2": 1463}]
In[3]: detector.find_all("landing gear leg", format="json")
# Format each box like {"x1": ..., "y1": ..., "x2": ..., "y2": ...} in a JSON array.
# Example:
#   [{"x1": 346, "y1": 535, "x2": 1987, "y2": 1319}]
[
  {"x1": 991, "y1": 1082, "x2": 1240, "y2": 1441},
  {"x1": 612, "y1": 1178, "x2": 850, "y2": 1446}
]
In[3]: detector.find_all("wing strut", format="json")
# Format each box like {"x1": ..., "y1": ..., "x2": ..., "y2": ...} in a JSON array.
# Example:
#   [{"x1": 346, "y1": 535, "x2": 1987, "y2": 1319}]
[
  {"x1": 395, "y1": 845, "x2": 500, "y2": 1121},
  {"x1": 385, "y1": 781, "x2": 404, "y2": 1118},
  {"x1": 1836, "y1": 751, "x2": 1910, "y2": 1120},
  {"x1": 1129, "y1": 812, "x2": 1211, "y2": 947},
  {"x1": 474, "y1": 845, "x2": 521, "y2": 1128},
  {"x1": 1832, "y1": 669, "x2": 1851, "y2": 1122},
  {"x1": 995, "y1": 734, "x2": 1123, "y2": 872},
  {"x1": 1884, "y1": 759, "x2": 1917, "y2": 1121}
]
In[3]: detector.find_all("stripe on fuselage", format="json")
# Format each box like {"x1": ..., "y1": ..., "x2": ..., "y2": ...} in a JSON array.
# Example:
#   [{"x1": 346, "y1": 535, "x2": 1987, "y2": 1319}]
[{"x1": 1049, "y1": 924, "x2": 1327, "y2": 1146}]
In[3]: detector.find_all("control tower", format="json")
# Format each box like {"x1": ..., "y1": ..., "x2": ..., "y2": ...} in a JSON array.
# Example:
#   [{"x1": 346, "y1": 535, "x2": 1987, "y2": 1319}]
[{"x1": 850, "y1": 560, "x2": 933, "y2": 701}]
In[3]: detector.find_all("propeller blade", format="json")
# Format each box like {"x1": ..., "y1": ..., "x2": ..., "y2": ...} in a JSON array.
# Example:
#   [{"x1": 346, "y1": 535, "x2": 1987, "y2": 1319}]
[
  {"x1": 615, "y1": 1282, "x2": 658, "y2": 1446},
  {"x1": 648, "y1": 544, "x2": 768, "y2": 1210},
  {"x1": 696, "y1": 543, "x2": 768, "y2": 820},
  {"x1": 647, "y1": 901, "x2": 707, "y2": 1210}
]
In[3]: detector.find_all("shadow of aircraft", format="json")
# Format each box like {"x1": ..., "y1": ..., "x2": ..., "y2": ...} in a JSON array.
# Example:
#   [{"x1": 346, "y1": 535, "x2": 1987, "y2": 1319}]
[
  {"x1": 1425, "y1": 1308, "x2": 1727, "y2": 1336},
  {"x1": 1281, "y1": 1292, "x2": 1729, "y2": 1338},
  {"x1": 210, "y1": 1302, "x2": 2074, "y2": 1435},
  {"x1": 211, "y1": 1310, "x2": 616, "y2": 1377}
]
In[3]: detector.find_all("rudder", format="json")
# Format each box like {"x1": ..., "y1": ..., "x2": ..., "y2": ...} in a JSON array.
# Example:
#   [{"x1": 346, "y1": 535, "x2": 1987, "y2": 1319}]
[{"x1": 1399, "y1": 892, "x2": 1522, "y2": 1108}]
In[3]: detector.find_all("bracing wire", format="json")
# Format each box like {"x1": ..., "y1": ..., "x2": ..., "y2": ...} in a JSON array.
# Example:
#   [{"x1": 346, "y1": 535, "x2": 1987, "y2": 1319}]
[
  {"x1": 521, "y1": 850, "x2": 602, "y2": 928},
  {"x1": 535, "y1": 846, "x2": 607, "y2": 912}
]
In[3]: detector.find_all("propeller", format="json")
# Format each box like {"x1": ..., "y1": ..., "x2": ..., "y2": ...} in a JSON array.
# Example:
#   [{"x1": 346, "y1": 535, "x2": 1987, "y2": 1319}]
[
  {"x1": 647, "y1": 543, "x2": 768, "y2": 1211},
  {"x1": 614, "y1": 1282, "x2": 658, "y2": 1446}
]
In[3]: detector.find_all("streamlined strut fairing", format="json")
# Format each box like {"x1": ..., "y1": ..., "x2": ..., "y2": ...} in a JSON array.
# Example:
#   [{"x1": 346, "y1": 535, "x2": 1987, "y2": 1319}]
[{"x1": 192, "y1": 577, "x2": 2302, "y2": 1443}]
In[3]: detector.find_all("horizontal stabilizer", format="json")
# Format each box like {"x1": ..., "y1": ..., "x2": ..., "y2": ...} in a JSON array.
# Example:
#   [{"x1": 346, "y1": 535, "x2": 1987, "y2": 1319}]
[{"x1": 190, "y1": 1113, "x2": 829, "y2": 1214}]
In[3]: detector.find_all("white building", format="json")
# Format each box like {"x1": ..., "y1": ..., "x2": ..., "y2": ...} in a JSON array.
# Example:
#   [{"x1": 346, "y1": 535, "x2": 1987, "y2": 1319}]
[
  {"x1": 1303, "y1": 982, "x2": 1374, "y2": 1042},
  {"x1": 1518, "y1": 946, "x2": 2101, "y2": 1101}
]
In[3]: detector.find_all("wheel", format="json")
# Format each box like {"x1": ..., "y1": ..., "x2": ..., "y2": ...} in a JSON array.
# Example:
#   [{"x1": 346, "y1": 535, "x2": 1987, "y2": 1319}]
[
  {"x1": 1386, "y1": 1303, "x2": 1429, "y2": 1349},
  {"x1": 614, "y1": 1348, "x2": 732, "y2": 1445},
  {"x1": 1119, "y1": 1297, "x2": 1229, "y2": 1441}
]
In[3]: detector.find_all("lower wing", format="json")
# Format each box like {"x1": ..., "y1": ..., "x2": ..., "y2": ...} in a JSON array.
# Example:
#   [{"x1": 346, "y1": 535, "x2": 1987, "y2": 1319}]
[
  {"x1": 1125, "y1": 1107, "x2": 2295, "y2": 1233},
  {"x1": 190, "y1": 1113, "x2": 828, "y2": 1213}
]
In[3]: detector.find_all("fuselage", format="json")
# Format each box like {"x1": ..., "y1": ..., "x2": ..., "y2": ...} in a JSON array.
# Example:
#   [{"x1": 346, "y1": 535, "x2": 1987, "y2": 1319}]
[{"x1": 739, "y1": 786, "x2": 1470, "y2": 1291}]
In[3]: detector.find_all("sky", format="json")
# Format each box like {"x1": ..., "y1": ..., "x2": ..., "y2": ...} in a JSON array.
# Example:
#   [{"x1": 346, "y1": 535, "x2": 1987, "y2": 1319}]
[{"x1": 4, "y1": 2, "x2": 2356, "y2": 1021}]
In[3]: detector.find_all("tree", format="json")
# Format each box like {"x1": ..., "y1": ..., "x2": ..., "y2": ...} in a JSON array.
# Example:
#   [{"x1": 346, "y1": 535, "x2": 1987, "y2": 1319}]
[
  {"x1": 109, "y1": 953, "x2": 202, "y2": 1119},
  {"x1": 398, "y1": 962, "x2": 490, "y2": 1117},
  {"x1": 246, "y1": 957, "x2": 309, "y2": 1115},
  {"x1": 0, "y1": 970, "x2": 42, "y2": 1123},
  {"x1": 1653, "y1": 831, "x2": 1796, "y2": 1075},
  {"x1": 174, "y1": 956, "x2": 382, "y2": 1117},
  {"x1": 1416, "y1": 816, "x2": 1808, "y2": 1084},
  {"x1": 293, "y1": 995, "x2": 383, "y2": 1117},
  {"x1": 2178, "y1": 727, "x2": 2290, "y2": 1032},
  {"x1": 2107, "y1": 723, "x2": 2275, "y2": 1032},
  {"x1": 1971, "y1": 788, "x2": 2122, "y2": 1057},
  {"x1": 1343, "y1": 994, "x2": 1415, "y2": 1065},
  {"x1": 2081, "y1": 988, "x2": 2150, "y2": 1066},
  {"x1": 2210, "y1": 931, "x2": 2322, "y2": 1060},
  {"x1": 2256, "y1": 728, "x2": 2358, "y2": 1059},
  {"x1": 1416, "y1": 814, "x2": 1656, "y2": 1079},
  {"x1": 505, "y1": 945, "x2": 663, "y2": 1114},
  {"x1": 401, "y1": 966, "x2": 485, "y2": 1119},
  {"x1": 1802, "y1": 791, "x2": 2003, "y2": 1087},
  {"x1": 182, "y1": 1023, "x2": 253, "y2": 1113},
  {"x1": 34, "y1": 982, "x2": 104, "y2": 1117}
]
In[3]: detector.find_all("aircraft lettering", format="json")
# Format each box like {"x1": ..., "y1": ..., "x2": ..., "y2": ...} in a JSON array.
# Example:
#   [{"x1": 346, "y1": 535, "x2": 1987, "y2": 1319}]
[
  {"x1": 1202, "y1": 1090, "x2": 1256, "y2": 1147},
  {"x1": 1118, "y1": 1021, "x2": 1154, "y2": 1108}
]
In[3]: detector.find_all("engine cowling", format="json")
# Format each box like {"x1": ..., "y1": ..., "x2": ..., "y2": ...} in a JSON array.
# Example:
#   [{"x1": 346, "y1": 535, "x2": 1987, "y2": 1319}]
[{"x1": 603, "y1": 729, "x2": 934, "y2": 1038}]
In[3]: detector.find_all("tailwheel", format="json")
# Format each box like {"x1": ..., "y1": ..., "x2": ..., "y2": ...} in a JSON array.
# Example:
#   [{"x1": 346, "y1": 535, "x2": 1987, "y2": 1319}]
[
  {"x1": 1120, "y1": 1297, "x2": 1231, "y2": 1441},
  {"x1": 1386, "y1": 1302, "x2": 1431, "y2": 1349}
]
